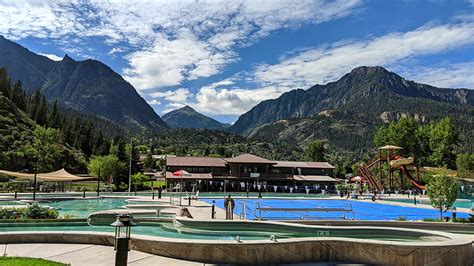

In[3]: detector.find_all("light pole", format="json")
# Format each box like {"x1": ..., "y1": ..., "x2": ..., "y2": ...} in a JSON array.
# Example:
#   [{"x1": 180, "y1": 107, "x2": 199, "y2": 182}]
[
  {"x1": 128, "y1": 140, "x2": 133, "y2": 193},
  {"x1": 32, "y1": 164, "x2": 37, "y2": 201},
  {"x1": 96, "y1": 167, "x2": 101, "y2": 197},
  {"x1": 110, "y1": 214, "x2": 136, "y2": 266}
]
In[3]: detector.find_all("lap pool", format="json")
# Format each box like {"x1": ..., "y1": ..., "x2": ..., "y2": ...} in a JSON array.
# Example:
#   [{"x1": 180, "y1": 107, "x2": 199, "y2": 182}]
[{"x1": 203, "y1": 198, "x2": 469, "y2": 221}]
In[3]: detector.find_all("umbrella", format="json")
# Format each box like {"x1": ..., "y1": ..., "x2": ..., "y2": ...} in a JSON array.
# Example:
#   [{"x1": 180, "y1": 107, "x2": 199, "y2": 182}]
[
  {"x1": 172, "y1": 170, "x2": 192, "y2": 176},
  {"x1": 351, "y1": 176, "x2": 364, "y2": 182}
]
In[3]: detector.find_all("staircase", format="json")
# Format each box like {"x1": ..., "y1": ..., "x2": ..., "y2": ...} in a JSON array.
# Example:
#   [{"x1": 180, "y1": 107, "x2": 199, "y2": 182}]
[{"x1": 359, "y1": 164, "x2": 384, "y2": 192}]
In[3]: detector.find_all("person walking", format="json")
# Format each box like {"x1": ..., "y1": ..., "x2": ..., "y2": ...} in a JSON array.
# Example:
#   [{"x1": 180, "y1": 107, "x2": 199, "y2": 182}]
[{"x1": 224, "y1": 194, "x2": 235, "y2": 220}]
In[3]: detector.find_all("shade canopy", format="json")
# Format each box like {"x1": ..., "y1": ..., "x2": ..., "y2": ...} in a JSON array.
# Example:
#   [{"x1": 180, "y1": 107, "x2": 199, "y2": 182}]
[
  {"x1": 351, "y1": 176, "x2": 365, "y2": 182},
  {"x1": 293, "y1": 175, "x2": 336, "y2": 182},
  {"x1": 166, "y1": 171, "x2": 212, "y2": 180},
  {"x1": 0, "y1": 168, "x2": 96, "y2": 181},
  {"x1": 379, "y1": 145, "x2": 403, "y2": 150}
]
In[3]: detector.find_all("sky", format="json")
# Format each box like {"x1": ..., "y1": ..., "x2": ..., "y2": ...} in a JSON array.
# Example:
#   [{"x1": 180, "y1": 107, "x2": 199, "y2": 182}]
[{"x1": 0, "y1": 0, "x2": 473, "y2": 123}]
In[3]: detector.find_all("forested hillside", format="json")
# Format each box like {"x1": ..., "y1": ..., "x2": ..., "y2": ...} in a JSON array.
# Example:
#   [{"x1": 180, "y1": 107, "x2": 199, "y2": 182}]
[
  {"x1": 231, "y1": 66, "x2": 473, "y2": 157},
  {"x1": 0, "y1": 36, "x2": 168, "y2": 133},
  {"x1": 162, "y1": 105, "x2": 228, "y2": 130},
  {"x1": 0, "y1": 68, "x2": 119, "y2": 172}
]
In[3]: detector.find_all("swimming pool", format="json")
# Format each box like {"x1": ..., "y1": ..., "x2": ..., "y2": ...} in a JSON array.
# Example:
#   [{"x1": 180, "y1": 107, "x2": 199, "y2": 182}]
[
  {"x1": 384, "y1": 198, "x2": 473, "y2": 209},
  {"x1": 0, "y1": 219, "x2": 451, "y2": 243},
  {"x1": 203, "y1": 199, "x2": 469, "y2": 221},
  {"x1": 45, "y1": 198, "x2": 128, "y2": 218}
]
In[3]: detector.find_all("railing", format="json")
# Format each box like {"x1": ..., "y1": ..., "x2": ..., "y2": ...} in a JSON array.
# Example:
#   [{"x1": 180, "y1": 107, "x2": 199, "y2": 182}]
[{"x1": 254, "y1": 201, "x2": 354, "y2": 220}]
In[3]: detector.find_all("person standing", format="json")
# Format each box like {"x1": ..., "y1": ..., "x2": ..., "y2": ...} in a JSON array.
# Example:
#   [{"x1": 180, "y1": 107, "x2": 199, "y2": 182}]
[{"x1": 224, "y1": 194, "x2": 235, "y2": 220}]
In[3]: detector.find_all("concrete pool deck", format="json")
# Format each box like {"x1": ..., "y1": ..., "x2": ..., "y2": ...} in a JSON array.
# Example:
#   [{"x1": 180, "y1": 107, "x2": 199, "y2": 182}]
[{"x1": 1, "y1": 243, "x2": 203, "y2": 266}]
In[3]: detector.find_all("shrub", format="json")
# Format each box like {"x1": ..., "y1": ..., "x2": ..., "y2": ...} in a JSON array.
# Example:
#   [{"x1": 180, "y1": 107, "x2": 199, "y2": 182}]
[
  {"x1": 22, "y1": 204, "x2": 59, "y2": 219},
  {"x1": 0, "y1": 205, "x2": 58, "y2": 220},
  {"x1": 422, "y1": 218, "x2": 442, "y2": 222},
  {"x1": 396, "y1": 216, "x2": 407, "y2": 221}
]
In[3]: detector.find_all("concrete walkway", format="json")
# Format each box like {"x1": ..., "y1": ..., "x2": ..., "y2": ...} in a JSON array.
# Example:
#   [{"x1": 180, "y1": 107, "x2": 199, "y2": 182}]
[{"x1": 1, "y1": 243, "x2": 206, "y2": 266}]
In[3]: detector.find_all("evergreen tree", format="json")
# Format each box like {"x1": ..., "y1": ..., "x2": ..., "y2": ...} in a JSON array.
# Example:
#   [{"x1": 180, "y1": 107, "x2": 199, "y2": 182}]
[
  {"x1": 48, "y1": 100, "x2": 61, "y2": 128},
  {"x1": 28, "y1": 90, "x2": 41, "y2": 119},
  {"x1": 10, "y1": 81, "x2": 26, "y2": 111},
  {"x1": 34, "y1": 95, "x2": 48, "y2": 126},
  {"x1": 0, "y1": 68, "x2": 11, "y2": 97},
  {"x1": 304, "y1": 140, "x2": 326, "y2": 162}
]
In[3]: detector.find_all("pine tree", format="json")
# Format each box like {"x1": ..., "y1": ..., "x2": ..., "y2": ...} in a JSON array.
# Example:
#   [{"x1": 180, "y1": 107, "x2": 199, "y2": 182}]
[
  {"x1": 0, "y1": 68, "x2": 11, "y2": 97},
  {"x1": 10, "y1": 81, "x2": 26, "y2": 111},
  {"x1": 28, "y1": 90, "x2": 41, "y2": 119},
  {"x1": 34, "y1": 95, "x2": 48, "y2": 126},
  {"x1": 48, "y1": 100, "x2": 61, "y2": 128}
]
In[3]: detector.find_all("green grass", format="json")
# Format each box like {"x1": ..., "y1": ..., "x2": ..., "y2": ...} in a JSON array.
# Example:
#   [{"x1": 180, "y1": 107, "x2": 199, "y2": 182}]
[
  {"x1": 143, "y1": 181, "x2": 165, "y2": 188},
  {"x1": 0, "y1": 257, "x2": 69, "y2": 266}
]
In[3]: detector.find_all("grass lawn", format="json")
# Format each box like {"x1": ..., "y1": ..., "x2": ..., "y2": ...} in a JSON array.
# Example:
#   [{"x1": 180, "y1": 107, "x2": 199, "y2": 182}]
[
  {"x1": 143, "y1": 181, "x2": 165, "y2": 188},
  {"x1": 0, "y1": 257, "x2": 69, "y2": 266}
]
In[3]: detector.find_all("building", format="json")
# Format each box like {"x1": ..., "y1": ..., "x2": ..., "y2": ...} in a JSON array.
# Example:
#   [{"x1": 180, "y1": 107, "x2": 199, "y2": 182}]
[{"x1": 166, "y1": 153, "x2": 336, "y2": 193}]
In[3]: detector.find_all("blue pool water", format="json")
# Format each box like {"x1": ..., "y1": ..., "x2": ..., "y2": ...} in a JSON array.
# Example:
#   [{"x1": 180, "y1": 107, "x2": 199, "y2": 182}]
[{"x1": 203, "y1": 199, "x2": 469, "y2": 221}]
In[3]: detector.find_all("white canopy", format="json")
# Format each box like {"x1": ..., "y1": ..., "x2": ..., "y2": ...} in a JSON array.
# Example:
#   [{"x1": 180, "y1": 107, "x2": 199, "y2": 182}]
[{"x1": 0, "y1": 168, "x2": 96, "y2": 181}]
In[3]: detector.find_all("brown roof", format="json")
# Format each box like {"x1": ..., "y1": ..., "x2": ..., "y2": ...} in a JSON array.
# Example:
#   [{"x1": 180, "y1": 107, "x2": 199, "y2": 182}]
[
  {"x1": 166, "y1": 157, "x2": 227, "y2": 167},
  {"x1": 165, "y1": 172, "x2": 213, "y2": 179},
  {"x1": 225, "y1": 154, "x2": 276, "y2": 164},
  {"x1": 293, "y1": 175, "x2": 336, "y2": 182},
  {"x1": 274, "y1": 161, "x2": 335, "y2": 169}
]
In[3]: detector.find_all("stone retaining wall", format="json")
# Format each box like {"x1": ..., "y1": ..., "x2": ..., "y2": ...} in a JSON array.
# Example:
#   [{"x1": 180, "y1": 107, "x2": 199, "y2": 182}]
[{"x1": 1, "y1": 231, "x2": 471, "y2": 265}]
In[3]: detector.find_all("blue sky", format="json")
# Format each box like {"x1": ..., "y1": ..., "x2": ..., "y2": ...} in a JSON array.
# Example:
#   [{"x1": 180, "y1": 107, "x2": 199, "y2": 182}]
[{"x1": 0, "y1": 0, "x2": 473, "y2": 123}]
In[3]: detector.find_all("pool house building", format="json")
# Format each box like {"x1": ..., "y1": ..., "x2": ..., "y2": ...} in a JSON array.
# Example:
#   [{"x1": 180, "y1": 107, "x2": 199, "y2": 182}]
[{"x1": 166, "y1": 153, "x2": 336, "y2": 193}]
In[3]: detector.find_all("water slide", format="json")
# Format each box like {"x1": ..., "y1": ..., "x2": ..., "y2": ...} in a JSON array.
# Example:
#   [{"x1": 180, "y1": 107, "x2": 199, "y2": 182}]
[
  {"x1": 359, "y1": 164, "x2": 383, "y2": 192},
  {"x1": 366, "y1": 158, "x2": 381, "y2": 169},
  {"x1": 399, "y1": 164, "x2": 426, "y2": 191}
]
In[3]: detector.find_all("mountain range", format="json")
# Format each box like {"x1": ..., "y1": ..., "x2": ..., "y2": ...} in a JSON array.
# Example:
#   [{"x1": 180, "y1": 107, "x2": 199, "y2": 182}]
[
  {"x1": 162, "y1": 105, "x2": 229, "y2": 130},
  {"x1": 229, "y1": 66, "x2": 473, "y2": 153},
  {"x1": 0, "y1": 36, "x2": 167, "y2": 133},
  {"x1": 1, "y1": 35, "x2": 472, "y2": 156}
]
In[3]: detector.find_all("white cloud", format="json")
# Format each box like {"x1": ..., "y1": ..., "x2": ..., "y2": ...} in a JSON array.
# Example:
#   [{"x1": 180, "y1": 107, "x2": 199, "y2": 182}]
[
  {"x1": 0, "y1": 0, "x2": 362, "y2": 91},
  {"x1": 397, "y1": 62, "x2": 474, "y2": 89},
  {"x1": 192, "y1": 21, "x2": 474, "y2": 116},
  {"x1": 146, "y1": 99, "x2": 161, "y2": 106},
  {"x1": 38, "y1": 53, "x2": 62, "y2": 61},
  {"x1": 109, "y1": 47, "x2": 125, "y2": 55},
  {"x1": 255, "y1": 22, "x2": 474, "y2": 89},
  {"x1": 193, "y1": 82, "x2": 290, "y2": 115},
  {"x1": 150, "y1": 88, "x2": 193, "y2": 104}
]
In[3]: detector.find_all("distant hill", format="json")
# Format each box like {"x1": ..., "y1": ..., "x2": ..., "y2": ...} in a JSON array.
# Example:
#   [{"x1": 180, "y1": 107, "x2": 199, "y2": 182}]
[
  {"x1": 230, "y1": 66, "x2": 473, "y2": 153},
  {"x1": 162, "y1": 105, "x2": 228, "y2": 130},
  {"x1": 0, "y1": 36, "x2": 168, "y2": 133}
]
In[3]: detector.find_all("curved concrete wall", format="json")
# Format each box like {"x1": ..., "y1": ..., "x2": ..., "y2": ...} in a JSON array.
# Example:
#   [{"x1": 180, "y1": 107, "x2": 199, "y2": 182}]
[{"x1": 1, "y1": 231, "x2": 471, "y2": 265}]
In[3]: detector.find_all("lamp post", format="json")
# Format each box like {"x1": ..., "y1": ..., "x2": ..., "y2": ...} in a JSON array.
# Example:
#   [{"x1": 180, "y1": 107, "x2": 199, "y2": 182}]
[
  {"x1": 97, "y1": 167, "x2": 101, "y2": 197},
  {"x1": 110, "y1": 214, "x2": 136, "y2": 266},
  {"x1": 32, "y1": 164, "x2": 37, "y2": 201}
]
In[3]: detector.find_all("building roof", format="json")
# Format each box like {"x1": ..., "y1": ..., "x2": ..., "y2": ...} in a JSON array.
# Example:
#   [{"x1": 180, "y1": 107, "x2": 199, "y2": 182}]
[
  {"x1": 293, "y1": 175, "x2": 336, "y2": 182},
  {"x1": 167, "y1": 156, "x2": 227, "y2": 167},
  {"x1": 165, "y1": 172, "x2": 213, "y2": 180},
  {"x1": 225, "y1": 154, "x2": 276, "y2": 164},
  {"x1": 274, "y1": 161, "x2": 335, "y2": 169}
]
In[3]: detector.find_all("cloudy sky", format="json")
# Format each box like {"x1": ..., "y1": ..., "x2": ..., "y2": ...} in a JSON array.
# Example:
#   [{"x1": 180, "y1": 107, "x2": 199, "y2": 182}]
[{"x1": 1, "y1": 0, "x2": 473, "y2": 123}]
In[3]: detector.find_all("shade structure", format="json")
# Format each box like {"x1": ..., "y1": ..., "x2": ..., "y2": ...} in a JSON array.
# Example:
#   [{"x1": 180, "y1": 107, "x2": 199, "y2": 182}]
[
  {"x1": 293, "y1": 175, "x2": 336, "y2": 182},
  {"x1": 0, "y1": 168, "x2": 96, "y2": 181},
  {"x1": 351, "y1": 176, "x2": 365, "y2": 182},
  {"x1": 172, "y1": 170, "x2": 192, "y2": 177},
  {"x1": 379, "y1": 145, "x2": 403, "y2": 150},
  {"x1": 166, "y1": 172, "x2": 212, "y2": 180}
]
